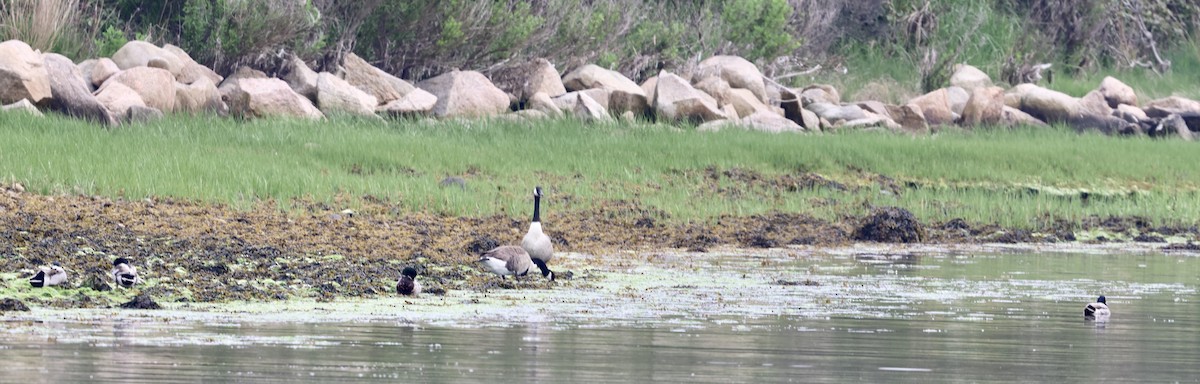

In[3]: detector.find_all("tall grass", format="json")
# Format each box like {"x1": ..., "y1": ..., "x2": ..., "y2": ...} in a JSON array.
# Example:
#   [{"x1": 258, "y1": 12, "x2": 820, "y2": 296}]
[
  {"x1": 2, "y1": 114, "x2": 1199, "y2": 228},
  {"x1": 0, "y1": 0, "x2": 82, "y2": 56}
]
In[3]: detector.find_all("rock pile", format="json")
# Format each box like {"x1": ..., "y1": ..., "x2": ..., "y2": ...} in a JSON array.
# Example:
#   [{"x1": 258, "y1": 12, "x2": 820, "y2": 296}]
[{"x1": 2, "y1": 39, "x2": 1198, "y2": 139}]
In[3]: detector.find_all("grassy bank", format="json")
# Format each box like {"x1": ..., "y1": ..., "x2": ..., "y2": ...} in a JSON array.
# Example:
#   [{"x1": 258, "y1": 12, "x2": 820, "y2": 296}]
[{"x1": 2, "y1": 114, "x2": 1199, "y2": 229}]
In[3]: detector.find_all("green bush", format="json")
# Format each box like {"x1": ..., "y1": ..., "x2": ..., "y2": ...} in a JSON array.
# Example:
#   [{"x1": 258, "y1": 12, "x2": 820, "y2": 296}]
[{"x1": 720, "y1": 0, "x2": 800, "y2": 62}]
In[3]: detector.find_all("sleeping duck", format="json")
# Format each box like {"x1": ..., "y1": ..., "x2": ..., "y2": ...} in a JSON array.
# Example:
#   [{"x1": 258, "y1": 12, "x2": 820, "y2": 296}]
[
  {"x1": 29, "y1": 264, "x2": 69, "y2": 287},
  {"x1": 396, "y1": 266, "x2": 422, "y2": 296},
  {"x1": 112, "y1": 257, "x2": 141, "y2": 288},
  {"x1": 1084, "y1": 295, "x2": 1111, "y2": 320}
]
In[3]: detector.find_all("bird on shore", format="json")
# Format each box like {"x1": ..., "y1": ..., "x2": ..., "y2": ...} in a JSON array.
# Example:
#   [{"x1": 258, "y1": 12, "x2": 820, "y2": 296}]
[
  {"x1": 478, "y1": 245, "x2": 533, "y2": 280},
  {"x1": 522, "y1": 186, "x2": 555, "y2": 281},
  {"x1": 397, "y1": 266, "x2": 422, "y2": 295},
  {"x1": 29, "y1": 264, "x2": 69, "y2": 287},
  {"x1": 112, "y1": 257, "x2": 140, "y2": 288},
  {"x1": 1084, "y1": 295, "x2": 1111, "y2": 320}
]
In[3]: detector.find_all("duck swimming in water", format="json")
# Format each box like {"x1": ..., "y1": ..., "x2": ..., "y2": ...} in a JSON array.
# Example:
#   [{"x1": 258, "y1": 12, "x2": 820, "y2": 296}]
[
  {"x1": 396, "y1": 266, "x2": 421, "y2": 296},
  {"x1": 112, "y1": 257, "x2": 140, "y2": 288},
  {"x1": 29, "y1": 264, "x2": 68, "y2": 287},
  {"x1": 1084, "y1": 295, "x2": 1111, "y2": 320}
]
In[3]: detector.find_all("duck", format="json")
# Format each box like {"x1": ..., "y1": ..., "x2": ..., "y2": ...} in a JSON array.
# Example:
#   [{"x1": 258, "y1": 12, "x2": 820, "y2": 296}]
[
  {"x1": 1084, "y1": 295, "x2": 1111, "y2": 320},
  {"x1": 478, "y1": 245, "x2": 533, "y2": 280},
  {"x1": 521, "y1": 186, "x2": 555, "y2": 281},
  {"x1": 29, "y1": 264, "x2": 69, "y2": 287},
  {"x1": 396, "y1": 266, "x2": 422, "y2": 295},
  {"x1": 112, "y1": 257, "x2": 140, "y2": 288}
]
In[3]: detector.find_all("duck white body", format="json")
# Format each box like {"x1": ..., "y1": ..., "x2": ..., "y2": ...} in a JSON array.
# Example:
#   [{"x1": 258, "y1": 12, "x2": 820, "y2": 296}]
[
  {"x1": 29, "y1": 265, "x2": 68, "y2": 287},
  {"x1": 1084, "y1": 296, "x2": 1111, "y2": 320},
  {"x1": 112, "y1": 257, "x2": 140, "y2": 288},
  {"x1": 521, "y1": 187, "x2": 555, "y2": 280},
  {"x1": 479, "y1": 245, "x2": 533, "y2": 279}
]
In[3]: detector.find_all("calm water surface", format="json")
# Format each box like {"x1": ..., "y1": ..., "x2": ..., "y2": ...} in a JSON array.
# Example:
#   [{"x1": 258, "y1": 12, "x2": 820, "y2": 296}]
[{"x1": 2, "y1": 246, "x2": 1197, "y2": 383}]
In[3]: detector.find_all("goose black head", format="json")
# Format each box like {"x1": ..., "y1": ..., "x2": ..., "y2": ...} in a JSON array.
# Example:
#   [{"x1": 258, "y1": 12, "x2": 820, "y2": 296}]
[
  {"x1": 402, "y1": 266, "x2": 419, "y2": 279},
  {"x1": 113, "y1": 257, "x2": 130, "y2": 267},
  {"x1": 1097, "y1": 295, "x2": 1106, "y2": 304},
  {"x1": 534, "y1": 186, "x2": 543, "y2": 198}
]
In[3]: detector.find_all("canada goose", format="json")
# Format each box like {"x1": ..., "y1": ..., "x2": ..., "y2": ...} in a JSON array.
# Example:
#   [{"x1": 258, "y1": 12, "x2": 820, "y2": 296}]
[
  {"x1": 29, "y1": 264, "x2": 68, "y2": 287},
  {"x1": 112, "y1": 257, "x2": 140, "y2": 288},
  {"x1": 1084, "y1": 295, "x2": 1111, "y2": 320},
  {"x1": 396, "y1": 266, "x2": 422, "y2": 295},
  {"x1": 522, "y1": 186, "x2": 555, "y2": 281},
  {"x1": 478, "y1": 245, "x2": 533, "y2": 279}
]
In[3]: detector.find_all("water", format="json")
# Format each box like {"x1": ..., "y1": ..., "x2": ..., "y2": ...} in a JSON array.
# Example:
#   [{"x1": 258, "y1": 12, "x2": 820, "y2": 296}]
[{"x1": 2, "y1": 244, "x2": 1198, "y2": 383}]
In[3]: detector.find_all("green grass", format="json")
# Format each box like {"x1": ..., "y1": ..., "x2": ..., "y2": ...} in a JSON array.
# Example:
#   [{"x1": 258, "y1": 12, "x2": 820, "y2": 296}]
[{"x1": 2, "y1": 113, "x2": 1199, "y2": 228}]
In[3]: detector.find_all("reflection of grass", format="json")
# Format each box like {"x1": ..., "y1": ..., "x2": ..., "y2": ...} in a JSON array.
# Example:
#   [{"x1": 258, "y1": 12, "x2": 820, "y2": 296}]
[{"x1": 2, "y1": 114, "x2": 1199, "y2": 228}]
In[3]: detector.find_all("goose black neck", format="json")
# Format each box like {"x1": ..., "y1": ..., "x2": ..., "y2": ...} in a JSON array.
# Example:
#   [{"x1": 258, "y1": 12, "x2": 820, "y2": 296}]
[{"x1": 532, "y1": 194, "x2": 542, "y2": 223}]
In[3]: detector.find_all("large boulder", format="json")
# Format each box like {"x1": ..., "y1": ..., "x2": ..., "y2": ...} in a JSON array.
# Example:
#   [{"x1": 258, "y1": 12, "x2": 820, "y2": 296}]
[
  {"x1": 1016, "y1": 85, "x2": 1080, "y2": 123},
  {"x1": 800, "y1": 84, "x2": 840, "y2": 105},
  {"x1": 562, "y1": 64, "x2": 645, "y2": 97},
  {"x1": 223, "y1": 77, "x2": 324, "y2": 119},
  {"x1": 95, "y1": 82, "x2": 147, "y2": 118},
  {"x1": 101, "y1": 67, "x2": 177, "y2": 113},
  {"x1": 651, "y1": 71, "x2": 726, "y2": 123},
  {"x1": 908, "y1": 88, "x2": 958, "y2": 125},
  {"x1": 77, "y1": 58, "x2": 121, "y2": 90},
  {"x1": 0, "y1": 40, "x2": 52, "y2": 105},
  {"x1": 417, "y1": 70, "x2": 510, "y2": 118},
  {"x1": 339, "y1": 52, "x2": 417, "y2": 105},
  {"x1": 317, "y1": 72, "x2": 378, "y2": 116},
  {"x1": 695, "y1": 55, "x2": 768, "y2": 103},
  {"x1": 1097, "y1": 76, "x2": 1136, "y2": 108},
  {"x1": 1001, "y1": 106, "x2": 1047, "y2": 127},
  {"x1": 805, "y1": 102, "x2": 867, "y2": 123},
  {"x1": 162, "y1": 44, "x2": 222, "y2": 85},
  {"x1": 42, "y1": 53, "x2": 116, "y2": 126},
  {"x1": 525, "y1": 92, "x2": 560, "y2": 116},
  {"x1": 959, "y1": 86, "x2": 1005, "y2": 127},
  {"x1": 885, "y1": 103, "x2": 929, "y2": 133},
  {"x1": 640, "y1": 76, "x2": 658, "y2": 101},
  {"x1": 854, "y1": 207, "x2": 925, "y2": 243},
  {"x1": 949, "y1": 64, "x2": 992, "y2": 93},
  {"x1": 491, "y1": 58, "x2": 567, "y2": 103},
  {"x1": 282, "y1": 56, "x2": 319, "y2": 102},
  {"x1": 174, "y1": 77, "x2": 226, "y2": 115},
  {"x1": 1144, "y1": 96, "x2": 1200, "y2": 118},
  {"x1": 1079, "y1": 90, "x2": 1113, "y2": 117},
  {"x1": 739, "y1": 110, "x2": 804, "y2": 133},
  {"x1": 218, "y1": 66, "x2": 269, "y2": 101},
  {"x1": 375, "y1": 88, "x2": 438, "y2": 116},
  {"x1": 111, "y1": 41, "x2": 182, "y2": 75},
  {"x1": 558, "y1": 92, "x2": 609, "y2": 121}
]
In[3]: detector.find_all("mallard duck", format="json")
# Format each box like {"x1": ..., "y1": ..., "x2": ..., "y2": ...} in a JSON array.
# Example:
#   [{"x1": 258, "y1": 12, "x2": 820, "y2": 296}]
[
  {"x1": 1084, "y1": 295, "x2": 1111, "y2": 320},
  {"x1": 522, "y1": 186, "x2": 555, "y2": 281},
  {"x1": 478, "y1": 245, "x2": 532, "y2": 279},
  {"x1": 112, "y1": 257, "x2": 140, "y2": 288},
  {"x1": 396, "y1": 266, "x2": 421, "y2": 295},
  {"x1": 29, "y1": 264, "x2": 68, "y2": 287}
]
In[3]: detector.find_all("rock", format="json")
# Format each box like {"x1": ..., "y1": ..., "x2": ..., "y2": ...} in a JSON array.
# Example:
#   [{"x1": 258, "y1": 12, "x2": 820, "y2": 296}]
[
  {"x1": 739, "y1": 110, "x2": 804, "y2": 133},
  {"x1": 1115, "y1": 104, "x2": 1149, "y2": 122},
  {"x1": 0, "y1": 298, "x2": 29, "y2": 312},
  {"x1": 609, "y1": 89, "x2": 649, "y2": 117},
  {"x1": 1079, "y1": 90, "x2": 1113, "y2": 117},
  {"x1": 375, "y1": 88, "x2": 438, "y2": 116},
  {"x1": 0, "y1": 39, "x2": 52, "y2": 104},
  {"x1": 567, "y1": 92, "x2": 609, "y2": 121},
  {"x1": 1004, "y1": 83, "x2": 1039, "y2": 109},
  {"x1": 111, "y1": 40, "x2": 182, "y2": 75},
  {"x1": 838, "y1": 112, "x2": 901, "y2": 131},
  {"x1": 959, "y1": 86, "x2": 1005, "y2": 127},
  {"x1": 562, "y1": 64, "x2": 645, "y2": 97},
  {"x1": 799, "y1": 108, "x2": 821, "y2": 131},
  {"x1": 946, "y1": 86, "x2": 970, "y2": 115},
  {"x1": 651, "y1": 71, "x2": 726, "y2": 123},
  {"x1": 855, "y1": 101, "x2": 891, "y2": 119},
  {"x1": 805, "y1": 102, "x2": 867, "y2": 123},
  {"x1": 908, "y1": 88, "x2": 957, "y2": 125},
  {"x1": 101, "y1": 67, "x2": 178, "y2": 113},
  {"x1": 1, "y1": 99, "x2": 42, "y2": 116},
  {"x1": 1001, "y1": 106, "x2": 1047, "y2": 126},
  {"x1": 490, "y1": 58, "x2": 566, "y2": 103},
  {"x1": 42, "y1": 53, "x2": 117, "y2": 125},
  {"x1": 727, "y1": 88, "x2": 775, "y2": 118},
  {"x1": 1144, "y1": 96, "x2": 1200, "y2": 118},
  {"x1": 697, "y1": 119, "x2": 736, "y2": 132},
  {"x1": 778, "y1": 86, "x2": 805, "y2": 126},
  {"x1": 695, "y1": 55, "x2": 768, "y2": 102},
  {"x1": 1067, "y1": 114, "x2": 1132, "y2": 135},
  {"x1": 317, "y1": 72, "x2": 378, "y2": 116},
  {"x1": 223, "y1": 77, "x2": 324, "y2": 119},
  {"x1": 1158, "y1": 114, "x2": 1193, "y2": 141},
  {"x1": 1097, "y1": 76, "x2": 1136, "y2": 108},
  {"x1": 1017, "y1": 85, "x2": 1080, "y2": 123},
  {"x1": 95, "y1": 82, "x2": 147, "y2": 118},
  {"x1": 119, "y1": 293, "x2": 161, "y2": 309},
  {"x1": 417, "y1": 70, "x2": 510, "y2": 118},
  {"x1": 525, "y1": 91, "x2": 559, "y2": 116},
  {"x1": 339, "y1": 53, "x2": 424, "y2": 106},
  {"x1": 283, "y1": 56, "x2": 319, "y2": 102},
  {"x1": 124, "y1": 105, "x2": 164, "y2": 124},
  {"x1": 174, "y1": 77, "x2": 227, "y2": 115},
  {"x1": 854, "y1": 206, "x2": 925, "y2": 243},
  {"x1": 800, "y1": 84, "x2": 840, "y2": 105},
  {"x1": 162, "y1": 44, "x2": 222, "y2": 85},
  {"x1": 577, "y1": 88, "x2": 611, "y2": 110},
  {"x1": 721, "y1": 103, "x2": 740, "y2": 120},
  {"x1": 693, "y1": 76, "x2": 732, "y2": 104},
  {"x1": 217, "y1": 66, "x2": 268, "y2": 101},
  {"x1": 640, "y1": 76, "x2": 658, "y2": 101},
  {"x1": 502, "y1": 109, "x2": 550, "y2": 121},
  {"x1": 885, "y1": 103, "x2": 929, "y2": 133},
  {"x1": 949, "y1": 63, "x2": 992, "y2": 92},
  {"x1": 83, "y1": 58, "x2": 120, "y2": 89}
]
